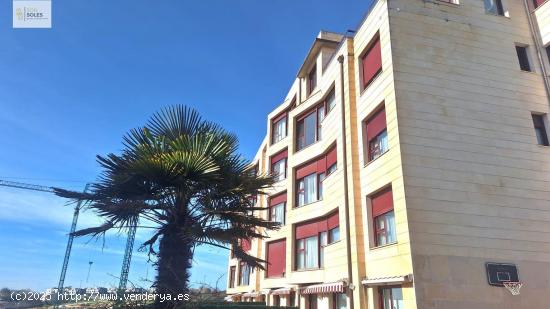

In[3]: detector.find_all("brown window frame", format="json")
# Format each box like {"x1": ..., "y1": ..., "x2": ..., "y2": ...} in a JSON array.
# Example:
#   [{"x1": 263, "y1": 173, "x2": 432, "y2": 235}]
[
  {"x1": 532, "y1": 114, "x2": 549, "y2": 146},
  {"x1": 516, "y1": 45, "x2": 532, "y2": 72},
  {"x1": 379, "y1": 286, "x2": 403, "y2": 309},
  {"x1": 229, "y1": 266, "x2": 236, "y2": 288},
  {"x1": 307, "y1": 65, "x2": 317, "y2": 96}
]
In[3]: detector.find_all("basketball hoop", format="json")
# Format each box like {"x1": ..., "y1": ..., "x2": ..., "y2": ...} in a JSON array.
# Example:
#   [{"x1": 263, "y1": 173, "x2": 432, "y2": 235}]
[{"x1": 503, "y1": 281, "x2": 523, "y2": 295}]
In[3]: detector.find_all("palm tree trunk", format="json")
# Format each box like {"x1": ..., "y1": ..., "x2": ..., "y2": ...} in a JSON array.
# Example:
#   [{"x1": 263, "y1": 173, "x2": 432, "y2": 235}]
[{"x1": 154, "y1": 227, "x2": 193, "y2": 309}]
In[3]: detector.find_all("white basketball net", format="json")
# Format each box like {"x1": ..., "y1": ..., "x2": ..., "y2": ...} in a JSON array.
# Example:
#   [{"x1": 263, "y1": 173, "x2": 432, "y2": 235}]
[{"x1": 503, "y1": 281, "x2": 523, "y2": 295}]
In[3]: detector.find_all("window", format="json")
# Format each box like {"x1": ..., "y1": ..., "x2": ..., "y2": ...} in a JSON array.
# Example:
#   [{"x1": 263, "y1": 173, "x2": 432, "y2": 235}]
[
  {"x1": 375, "y1": 211, "x2": 396, "y2": 246},
  {"x1": 249, "y1": 163, "x2": 259, "y2": 176},
  {"x1": 380, "y1": 287, "x2": 404, "y2": 309},
  {"x1": 272, "y1": 159, "x2": 286, "y2": 181},
  {"x1": 534, "y1": 0, "x2": 545, "y2": 9},
  {"x1": 266, "y1": 239, "x2": 286, "y2": 278},
  {"x1": 532, "y1": 114, "x2": 549, "y2": 146},
  {"x1": 295, "y1": 146, "x2": 337, "y2": 207},
  {"x1": 326, "y1": 146, "x2": 337, "y2": 176},
  {"x1": 360, "y1": 35, "x2": 382, "y2": 90},
  {"x1": 239, "y1": 262, "x2": 251, "y2": 286},
  {"x1": 297, "y1": 173, "x2": 319, "y2": 206},
  {"x1": 334, "y1": 293, "x2": 347, "y2": 309},
  {"x1": 329, "y1": 227, "x2": 340, "y2": 243},
  {"x1": 371, "y1": 187, "x2": 396, "y2": 247},
  {"x1": 269, "y1": 192, "x2": 286, "y2": 225},
  {"x1": 296, "y1": 236, "x2": 319, "y2": 269},
  {"x1": 309, "y1": 294, "x2": 318, "y2": 309},
  {"x1": 229, "y1": 266, "x2": 236, "y2": 288},
  {"x1": 272, "y1": 112, "x2": 287, "y2": 144},
  {"x1": 296, "y1": 92, "x2": 336, "y2": 151},
  {"x1": 326, "y1": 89, "x2": 336, "y2": 112},
  {"x1": 485, "y1": 0, "x2": 504, "y2": 15},
  {"x1": 271, "y1": 149, "x2": 288, "y2": 182},
  {"x1": 516, "y1": 46, "x2": 532, "y2": 72},
  {"x1": 364, "y1": 106, "x2": 388, "y2": 163},
  {"x1": 297, "y1": 109, "x2": 321, "y2": 150},
  {"x1": 274, "y1": 295, "x2": 280, "y2": 306},
  {"x1": 270, "y1": 202, "x2": 285, "y2": 225},
  {"x1": 295, "y1": 212, "x2": 339, "y2": 270},
  {"x1": 319, "y1": 231, "x2": 327, "y2": 267},
  {"x1": 307, "y1": 65, "x2": 317, "y2": 96}
]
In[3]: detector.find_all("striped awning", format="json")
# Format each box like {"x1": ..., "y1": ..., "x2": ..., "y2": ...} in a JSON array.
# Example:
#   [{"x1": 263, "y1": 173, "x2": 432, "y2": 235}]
[
  {"x1": 242, "y1": 292, "x2": 259, "y2": 298},
  {"x1": 272, "y1": 287, "x2": 293, "y2": 295},
  {"x1": 301, "y1": 282, "x2": 345, "y2": 294},
  {"x1": 226, "y1": 293, "x2": 241, "y2": 300},
  {"x1": 361, "y1": 274, "x2": 413, "y2": 286}
]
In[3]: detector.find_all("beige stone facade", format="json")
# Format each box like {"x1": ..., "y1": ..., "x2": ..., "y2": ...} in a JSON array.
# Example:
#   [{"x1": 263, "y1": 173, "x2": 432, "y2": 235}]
[{"x1": 226, "y1": 1, "x2": 550, "y2": 308}]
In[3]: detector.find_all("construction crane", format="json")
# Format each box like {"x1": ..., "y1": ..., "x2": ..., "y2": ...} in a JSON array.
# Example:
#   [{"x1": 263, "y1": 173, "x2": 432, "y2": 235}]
[
  {"x1": 119, "y1": 224, "x2": 137, "y2": 293},
  {"x1": 0, "y1": 179, "x2": 137, "y2": 293}
]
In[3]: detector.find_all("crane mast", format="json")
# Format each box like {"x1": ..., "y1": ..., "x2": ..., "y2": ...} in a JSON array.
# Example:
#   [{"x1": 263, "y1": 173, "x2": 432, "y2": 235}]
[{"x1": 57, "y1": 184, "x2": 89, "y2": 294}]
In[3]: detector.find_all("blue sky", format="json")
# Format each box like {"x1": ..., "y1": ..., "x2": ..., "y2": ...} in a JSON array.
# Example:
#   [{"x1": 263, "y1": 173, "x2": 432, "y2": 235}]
[{"x1": 0, "y1": 0, "x2": 371, "y2": 292}]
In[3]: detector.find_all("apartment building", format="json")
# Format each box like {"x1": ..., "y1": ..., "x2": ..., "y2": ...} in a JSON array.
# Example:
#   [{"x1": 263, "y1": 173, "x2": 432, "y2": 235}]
[{"x1": 226, "y1": 0, "x2": 550, "y2": 308}]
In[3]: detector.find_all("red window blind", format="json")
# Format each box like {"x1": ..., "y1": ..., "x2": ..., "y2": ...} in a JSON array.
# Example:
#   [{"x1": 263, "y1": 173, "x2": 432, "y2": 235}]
[
  {"x1": 361, "y1": 36, "x2": 382, "y2": 89},
  {"x1": 371, "y1": 187, "x2": 393, "y2": 217},
  {"x1": 326, "y1": 146, "x2": 337, "y2": 168},
  {"x1": 266, "y1": 239, "x2": 286, "y2": 278},
  {"x1": 366, "y1": 108, "x2": 386, "y2": 141},
  {"x1": 240, "y1": 239, "x2": 251, "y2": 252},
  {"x1": 317, "y1": 156, "x2": 327, "y2": 174},
  {"x1": 296, "y1": 160, "x2": 319, "y2": 179},
  {"x1": 295, "y1": 220, "x2": 320, "y2": 239},
  {"x1": 271, "y1": 149, "x2": 288, "y2": 165},
  {"x1": 295, "y1": 145, "x2": 338, "y2": 179},
  {"x1": 534, "y1": 0, "x2": 545, "y2": 8},
  {"x1": 270, "y1": 192, "x2": 287, "y2": 206},
  {"x1": 327, "y1": 212, "x2": 339, "y2": 230},
  {"x1": 295, "y1": 211, "x2": 339, "y2": 239}
]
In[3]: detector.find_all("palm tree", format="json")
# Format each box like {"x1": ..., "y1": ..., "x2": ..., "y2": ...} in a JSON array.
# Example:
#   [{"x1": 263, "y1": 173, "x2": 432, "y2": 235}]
[{"x1": 54, "y1": 105, "x2": 277, "y2": 308}]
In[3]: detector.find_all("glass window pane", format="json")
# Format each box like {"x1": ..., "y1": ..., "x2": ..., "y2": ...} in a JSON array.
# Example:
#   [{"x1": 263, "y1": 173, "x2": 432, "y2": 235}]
[
  {"x1": 304, "y1": 174, "x2": 317, "y2": 204},
  {"x1": 335, "y1": 293, "x2": 347, "y2": 309},
  {"x1": 297, "y1": 120, "x2": 305, "y2": 149},
  {"x1": 377, "y1": 216, "x2": 385, "y2": 229},
  {"x1": 327, "y1": 90, "x2": 336, "y2": 111},
  {"x1": 273, "y1": 159, "x2": 286, "y2": 182},
  {"x1": 305, "y1": 236, "x2": 318, "y2": 268},
  {"x1": 391, "y1": 288, "x2": 403, "y2": 309},
  {"x1": 386, "y1": 211, "x2": 396, "y2": 244},
  {"x1": 327, "y1": 163, "x2": 337, "y2": 175},
  {"x1": 297, "y1": 240, "x2": 305, "y2": 270},
  {"x1": 279, "y1": 118, "x2": 287, "y2": 139},
  {"x1": 484, "y1": 0, "x2": 497, "y2": 13},
  {"x1": 369, "y1": 130, "x2": 389, "y2": 161},
  {"x1": 273, "y1": 117, "x2": 287, "y2": 144},
  {"x1": 298, "y1": 180, "x2": 305, "y2": 206},
  {"x1": 272, "y1": 203, "x2": 285, "y2": 225},
  {"x1": 330, "y1": 227, "x2": 340, "y2": 243},
  {"x1": 304, "y1": 112, "x2": 317, "y2": 147},
  {"x1": 320, "y1": 232, "x2": 328, "y2": 246},
  {"x1": 319, "y1": 232, "x2": 327, "y2": 267}
]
